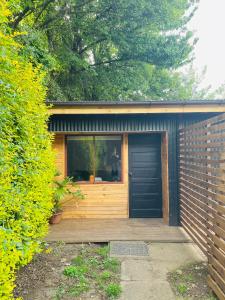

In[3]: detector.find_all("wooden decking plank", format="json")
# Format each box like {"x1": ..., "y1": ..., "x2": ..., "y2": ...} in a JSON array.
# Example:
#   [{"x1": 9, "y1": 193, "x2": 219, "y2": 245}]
[{"x1": 47, "y1": 219, "x2": 191, "y2": 243}]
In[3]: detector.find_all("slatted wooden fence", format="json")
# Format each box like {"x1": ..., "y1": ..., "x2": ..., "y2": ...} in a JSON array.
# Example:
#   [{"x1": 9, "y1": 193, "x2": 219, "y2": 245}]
[{"x1": 179, "y1": 113, "x2": 225, "y2": 300}]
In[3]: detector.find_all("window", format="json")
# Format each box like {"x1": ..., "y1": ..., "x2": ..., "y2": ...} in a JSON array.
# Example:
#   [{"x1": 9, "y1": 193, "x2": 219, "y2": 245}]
[{"x1": 67, "y1": 135, "x2": 122, "y2": 182}]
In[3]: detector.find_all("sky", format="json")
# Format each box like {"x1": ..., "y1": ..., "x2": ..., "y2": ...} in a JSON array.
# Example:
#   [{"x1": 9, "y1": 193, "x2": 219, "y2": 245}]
[{"x1": 188, "y1": 0, "x2": 225, "y2": 89}]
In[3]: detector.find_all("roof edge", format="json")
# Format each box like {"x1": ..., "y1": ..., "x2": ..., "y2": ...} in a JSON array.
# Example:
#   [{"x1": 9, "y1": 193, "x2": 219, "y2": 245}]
[{"x1": 46, "y1": 100, "x2": 225, "y2": 106}]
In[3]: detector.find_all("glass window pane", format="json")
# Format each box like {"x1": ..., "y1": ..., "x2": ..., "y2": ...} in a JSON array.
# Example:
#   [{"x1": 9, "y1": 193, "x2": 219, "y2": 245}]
[
  {"x1": 95, "y1": 136, "x2": 122, "y2": 182},
  {"x1": 67, "y1": 136, "x2": 94, "y2": 181},
  {"x1": 67, "y1": 135, "x2": 122, "y2": 182}
]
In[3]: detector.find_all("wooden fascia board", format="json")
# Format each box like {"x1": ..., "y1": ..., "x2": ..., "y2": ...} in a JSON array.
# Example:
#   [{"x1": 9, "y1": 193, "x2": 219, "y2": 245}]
[{"x1": 49, "y1": 104, "x2": 225, "y2": 115}]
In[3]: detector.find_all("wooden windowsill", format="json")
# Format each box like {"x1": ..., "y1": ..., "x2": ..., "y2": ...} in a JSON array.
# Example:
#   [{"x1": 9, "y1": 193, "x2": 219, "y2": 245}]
[{"x1": 75, "y1": 181, "x2": 124, "y2": 185}]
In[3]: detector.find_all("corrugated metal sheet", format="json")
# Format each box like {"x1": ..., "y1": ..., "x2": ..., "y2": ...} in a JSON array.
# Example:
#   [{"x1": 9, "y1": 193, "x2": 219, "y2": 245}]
[
  {"x1": 49, "y1": 115, "x2": 174, "y2": 132},
  {"x1": 48, "y1": 113, "x2": 217, "y2": 226}
]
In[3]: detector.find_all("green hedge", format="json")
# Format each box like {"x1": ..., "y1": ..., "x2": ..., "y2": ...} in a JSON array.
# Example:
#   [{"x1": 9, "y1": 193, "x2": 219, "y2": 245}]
[{"x1": 0, "y1": 2, "x2": 55, "y2": 299}]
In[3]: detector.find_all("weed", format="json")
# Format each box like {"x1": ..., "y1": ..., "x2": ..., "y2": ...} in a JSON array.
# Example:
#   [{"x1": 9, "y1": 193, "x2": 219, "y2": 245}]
[
  {"x1": 87, "y1": 257, "x2": 100, "y2": 267},
  {"x1": 103, "y1": 258, "x2": 120, "y2": 272},
  {"x1": 57, "y1": 245, "x2": 121, "y2": 299},
  {"x1": 90, "y1": 271, "x2": 98, "y2": 280},
  {"x1": 105, "y1": 283, "x2": 122, "y2": 299},
  {"x1": 177, "y1": 283, "x2": 188, "y2": 295},
  {"x1": 168, "y1": 262, "x2": 219, "y2": 300},
  {"x1": 80, "y1": 246, "x2": 89, "y2": 256},
  {"x1": 71, "y1": 255, "x2": 85, "y2": 266},
  {"x1": 183, "y1": 273, "x2": 194, "y2": 282},
  {"x1": 63, "y1": 265, "x2": 88, "y2": 279},
  {"x1": 53, "y1": 241, "x2": 66, "y2": 256},
  {"x1": 97, "y1": 281, "x2": 105, "y2": 291},
  {"x1": 96, "y1": 271, "x2": 113, "y2": 290},
  {"x1": 100, "y1": 271, "x2": 112, "y2": 281},
  {"x1": 54, "y1": 285, "x2": 66, "y2": 300},
  {"x1": 94, "y1": 246, "x2": 109, "y2": 258},
  {"x1": 68, "y1": 279, "x2": 90, "y2": 296},
  {"x1": 207, "y1": 294, "x2": 218, "y2": 300}
]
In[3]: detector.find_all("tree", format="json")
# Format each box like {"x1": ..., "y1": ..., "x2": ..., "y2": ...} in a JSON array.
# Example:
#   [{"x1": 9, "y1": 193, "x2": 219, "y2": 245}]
[
  {"x1": 9, "y1": 0, "x2": 198, "y2": 101},
  {"x1": 146, "y1": 65, "x2": 225, "y2": 101}
]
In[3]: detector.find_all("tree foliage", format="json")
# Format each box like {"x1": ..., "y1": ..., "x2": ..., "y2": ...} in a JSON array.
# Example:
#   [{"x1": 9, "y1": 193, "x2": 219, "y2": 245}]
[
  {"x1": 146, "y1": 66, "x2": 225, "y2": 101},
  {"x1": 0, "y1": 1, "x2": 55, "y2": 298},
  {"x1": 9, "y1": 0, "x2": 200, "y2": 101}
]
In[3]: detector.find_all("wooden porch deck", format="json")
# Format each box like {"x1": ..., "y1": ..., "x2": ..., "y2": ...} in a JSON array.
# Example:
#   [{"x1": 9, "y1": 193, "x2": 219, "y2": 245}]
[{"x1": 47, "y1": 219, "x2": 191, "y2": 243}]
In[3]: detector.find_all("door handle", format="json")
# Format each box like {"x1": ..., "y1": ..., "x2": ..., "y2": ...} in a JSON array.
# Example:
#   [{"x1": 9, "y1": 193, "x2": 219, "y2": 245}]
[{"x1": 129, "y1": 172, "x2": 133, "y2": 177}]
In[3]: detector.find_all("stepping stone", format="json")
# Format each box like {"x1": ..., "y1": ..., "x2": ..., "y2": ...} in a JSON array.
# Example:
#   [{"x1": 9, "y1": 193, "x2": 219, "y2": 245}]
[{"x1": 110, "y1": 241, "x2": 149, "y2": 257}]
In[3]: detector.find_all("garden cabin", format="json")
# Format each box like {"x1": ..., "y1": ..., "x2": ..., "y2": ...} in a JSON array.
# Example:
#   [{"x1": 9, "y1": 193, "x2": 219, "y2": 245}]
[{"x1": 48, "y1": 100, "x2": 225, "y2": 226}]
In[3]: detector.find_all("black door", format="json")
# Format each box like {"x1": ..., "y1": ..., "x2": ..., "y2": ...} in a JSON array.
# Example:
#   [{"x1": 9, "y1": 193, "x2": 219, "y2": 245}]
[{"x1": 129, "y1": 134, "x2": 162, "y2": 218}]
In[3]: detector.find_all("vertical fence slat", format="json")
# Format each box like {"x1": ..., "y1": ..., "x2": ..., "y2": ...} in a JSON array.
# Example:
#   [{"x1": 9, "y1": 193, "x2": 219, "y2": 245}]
[{"x1": 179, "y1": 113, "x2": 225, "y2": 300}]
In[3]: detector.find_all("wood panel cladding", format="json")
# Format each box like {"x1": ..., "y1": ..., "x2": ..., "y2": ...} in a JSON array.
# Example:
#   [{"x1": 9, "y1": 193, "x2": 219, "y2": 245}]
[
  {"x1": 52, "y1": 134, "x2": 129, "y2": 219},
  {"x1": 52, "y1": 134, "x2": 65, "y2": 179}
]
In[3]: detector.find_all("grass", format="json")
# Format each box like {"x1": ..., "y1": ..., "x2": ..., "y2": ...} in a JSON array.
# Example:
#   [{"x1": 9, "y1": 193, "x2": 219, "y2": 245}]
[{"x1": 55, "y1": 244, "x2": 122, "y2": 299}]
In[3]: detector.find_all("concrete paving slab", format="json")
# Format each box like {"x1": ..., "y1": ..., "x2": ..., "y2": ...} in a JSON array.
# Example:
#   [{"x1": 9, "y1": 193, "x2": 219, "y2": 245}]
[
  {"x1": 118, "y1": 243, "x2": 206, "y2": 300},
  {"x1": 121, "y1": 260, "x2": 153, "y2": 281},
  {"x1": 149, "y1": 243, "x2": 206, "y2": 271},
  {"x1": 120, "y1": 280, "x2": 175, "y2": 300}
]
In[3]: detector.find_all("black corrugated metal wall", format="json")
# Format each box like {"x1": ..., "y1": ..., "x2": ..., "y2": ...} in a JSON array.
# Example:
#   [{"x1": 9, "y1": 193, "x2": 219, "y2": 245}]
[{"x1": 49, "y1": 113, "x2": 216, "y2": 226}]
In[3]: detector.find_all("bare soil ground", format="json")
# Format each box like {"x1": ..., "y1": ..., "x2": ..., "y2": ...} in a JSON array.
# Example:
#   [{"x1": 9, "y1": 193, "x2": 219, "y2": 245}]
[
  {"x1": 14, "y1": 242, "x2": 121, "y2": 300},
  {"x1": 168, "y1": 262, "x2": 218, "y2": 300},
  {"x1": 14, "y1": 242, "x2": 217, "y2": 300}
]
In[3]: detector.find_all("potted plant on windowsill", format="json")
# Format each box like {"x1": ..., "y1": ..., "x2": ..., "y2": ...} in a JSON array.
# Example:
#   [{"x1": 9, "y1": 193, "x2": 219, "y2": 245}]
[
  {"x1": 50, "y1": 176, "x2": 84, "y2": 224},
  {"x1": 88, "y1": 139, "x2": 96, "y2": 184}
]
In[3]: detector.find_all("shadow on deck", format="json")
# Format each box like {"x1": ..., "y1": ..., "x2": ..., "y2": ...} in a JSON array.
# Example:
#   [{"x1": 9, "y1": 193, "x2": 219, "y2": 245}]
[{"x1": 47, "y1": 218, "x2": 191, "y2": 243}]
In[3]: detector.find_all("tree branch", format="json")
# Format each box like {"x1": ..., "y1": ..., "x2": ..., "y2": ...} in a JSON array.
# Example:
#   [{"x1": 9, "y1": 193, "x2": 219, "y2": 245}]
[
  {"x1": 11, "y1": 0, "x2": 56, "y2": 29},
  {"x1": 11, "y1": 6, "x2": 33, "y2": 29},
  {"x1": 34, "y1": 0, "x2": 56, "y2": 24},
  {"x1": 72, "y1": 57, "x2": 131, "y2": 74},
  {"x1": 90, "y1": 58, "x2": 126, "y2": 67},
  {"x1": 40, "y1": 8, "x2": 67, "y2": 29},
  {"x1": 79, "y1": 38, "x2": 107, "y2": 54}
]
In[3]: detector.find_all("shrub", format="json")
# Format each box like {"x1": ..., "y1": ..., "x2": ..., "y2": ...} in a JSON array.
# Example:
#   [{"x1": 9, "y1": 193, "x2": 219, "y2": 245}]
[{"x1": 0, "y1": 1, "x2": 55, "y2": 298}]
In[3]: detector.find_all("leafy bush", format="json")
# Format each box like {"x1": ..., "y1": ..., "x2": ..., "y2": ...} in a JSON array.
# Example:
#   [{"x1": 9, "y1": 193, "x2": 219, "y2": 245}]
[{"x1": 0, "y1": 1, "x2": 55, "y2": 298}]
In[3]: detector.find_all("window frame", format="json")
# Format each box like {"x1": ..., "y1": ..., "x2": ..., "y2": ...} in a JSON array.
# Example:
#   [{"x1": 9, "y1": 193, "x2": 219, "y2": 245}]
[{"x1": 65, "y1": 134, "x2": 124, "y2": 184}]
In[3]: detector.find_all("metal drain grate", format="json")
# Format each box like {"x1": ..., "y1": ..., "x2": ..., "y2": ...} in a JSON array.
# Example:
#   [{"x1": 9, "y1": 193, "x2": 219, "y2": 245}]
[{"x1": 110, "y1": 241, "x2": 149, "y2": 257}]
